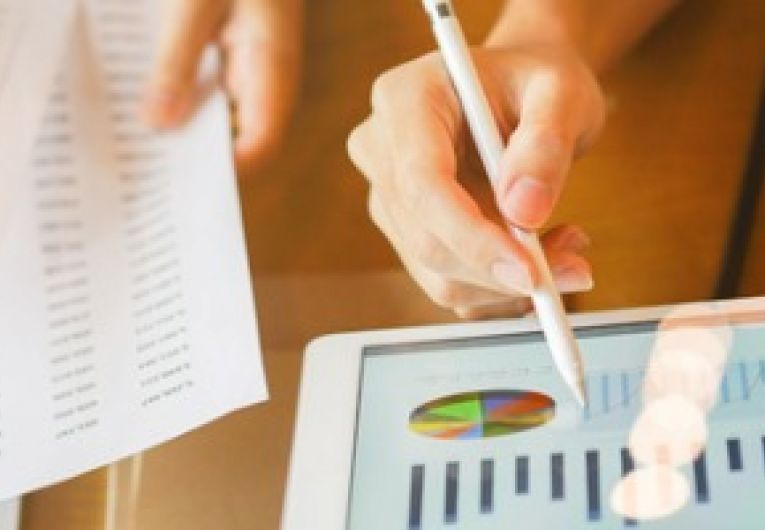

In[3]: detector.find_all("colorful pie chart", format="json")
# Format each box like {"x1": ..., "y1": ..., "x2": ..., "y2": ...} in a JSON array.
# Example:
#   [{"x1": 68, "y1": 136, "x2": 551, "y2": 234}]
[{"x1": 409, "y1": 390, "x2": 555, "y2": 440}]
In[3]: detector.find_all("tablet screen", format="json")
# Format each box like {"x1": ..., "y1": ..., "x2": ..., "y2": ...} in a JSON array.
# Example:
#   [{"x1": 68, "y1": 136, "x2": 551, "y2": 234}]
[{"x1": 348, "y1": 311, "x2": 765, "y2": 529}]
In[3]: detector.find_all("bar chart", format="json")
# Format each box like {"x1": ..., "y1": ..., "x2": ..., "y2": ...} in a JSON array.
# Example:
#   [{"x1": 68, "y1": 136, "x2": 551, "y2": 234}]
[{"x1": 405, "y1": 430, "x2": 764, "y2": 529}]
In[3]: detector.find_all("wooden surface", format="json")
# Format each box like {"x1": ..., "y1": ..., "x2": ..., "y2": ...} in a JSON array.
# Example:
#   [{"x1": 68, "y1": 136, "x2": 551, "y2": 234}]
[
  {"x1": 21, "y1": 0, "x2": 765, "y2": 529},
  {"x1": 21, "y1": 470, "x2": 107, "y2": 530}
]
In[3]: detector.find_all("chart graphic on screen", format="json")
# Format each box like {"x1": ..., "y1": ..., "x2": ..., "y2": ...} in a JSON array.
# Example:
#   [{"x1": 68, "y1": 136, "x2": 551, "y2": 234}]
[
  {"x1": 409, "y1": 390, "x2": 555, "y2": 440},
  {"x1": 348, "y1": 322, "x2": 765, "y2": 530}
]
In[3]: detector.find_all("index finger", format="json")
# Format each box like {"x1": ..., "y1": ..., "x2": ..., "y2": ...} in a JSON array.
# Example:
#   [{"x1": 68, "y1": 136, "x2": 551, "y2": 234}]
[{"x1": 143, "y1": 0, "x2": 228, "y2": 127}]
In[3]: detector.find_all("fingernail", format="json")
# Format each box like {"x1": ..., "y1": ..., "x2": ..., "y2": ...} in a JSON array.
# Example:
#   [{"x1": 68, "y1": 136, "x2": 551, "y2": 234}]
[
  {"x1": 502, "y1": 176, "x2": 554, "y2": 229},
  {"x1": 554, "y1": 266, "x2": 594, "y2": 293},
  {"x1": 492, "y1": 261, "x2": 535, "y2": 295},
  {"x1": 559, "y1": 226, "x2": 592, "y2": 251}
]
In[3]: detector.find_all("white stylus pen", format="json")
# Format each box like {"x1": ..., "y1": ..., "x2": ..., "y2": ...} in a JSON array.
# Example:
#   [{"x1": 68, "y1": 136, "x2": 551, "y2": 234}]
[{"x1": 421, "y1": 0, "x2": 587, "y2": 407}]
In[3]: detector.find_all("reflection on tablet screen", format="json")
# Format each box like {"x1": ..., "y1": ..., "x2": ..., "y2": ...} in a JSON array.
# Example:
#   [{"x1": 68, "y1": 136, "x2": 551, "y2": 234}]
[{"x1": 348, "y1": 310, "x2": 765, "y2": 529}]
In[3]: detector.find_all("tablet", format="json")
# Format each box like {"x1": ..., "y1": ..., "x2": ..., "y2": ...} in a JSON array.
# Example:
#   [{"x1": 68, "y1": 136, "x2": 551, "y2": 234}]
[
  {"x1": 282, "y1": 298, "x2": 765, "y2": 529},
  {"x1": 0, "y1": 499, "x2": 19, "y2": 530}
]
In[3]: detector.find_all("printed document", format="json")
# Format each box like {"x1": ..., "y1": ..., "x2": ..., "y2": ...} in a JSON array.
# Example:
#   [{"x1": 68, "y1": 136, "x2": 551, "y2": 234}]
[{"x1": 0, "y1": 0, "x2": 267, "y2": 499}]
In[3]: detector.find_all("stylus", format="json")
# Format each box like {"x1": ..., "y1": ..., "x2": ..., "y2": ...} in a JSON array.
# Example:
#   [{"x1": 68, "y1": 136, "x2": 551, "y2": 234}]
[{"x1": 420, "y1": 0, "x2": 587, "y2": 407}]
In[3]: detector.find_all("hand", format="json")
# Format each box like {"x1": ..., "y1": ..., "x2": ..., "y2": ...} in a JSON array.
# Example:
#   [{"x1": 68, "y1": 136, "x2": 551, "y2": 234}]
[
  {"x1": 347, "y1": 43, "x2": 605, "y2": 319},
  {"x1": 142, "y1": 0, "x2": 302, "y2": 171}
]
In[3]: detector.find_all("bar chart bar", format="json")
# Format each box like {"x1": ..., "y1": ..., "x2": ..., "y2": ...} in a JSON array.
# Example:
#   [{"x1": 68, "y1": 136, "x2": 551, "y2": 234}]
[
  {"x1": 693, "y1": 452, "x2": 710, "y2": 504},
  {"x1": 620, "y1": 448, "x2": 638, "y2": 527},
  {"x1": 408, "y1": 465, "x2": 424, "y2": 530},
  {"x1": 721, "y1": 374, "x2": 730, "y2": 403},
  {"x1": 585, "y1": 450, "x2": 601, "y2": 521},
  {"x1": 740, "y1": 362, "x2": 750, "y2": 400},
  {"x1": 480, "y1": 459, "x2": 494, "y2": 514},
  {"x1": 515, "y1": 456, "x2": 529, "y2": 495},
  {"x1": 621, "y1": 372, "x2": 630, "y2": 408},
  {"x1": 727, "y1": 438, "x2": 743, "y2": 471},
  {"x1": 444, "y1": 462, "x2": 459, "y2": 524},
  {"x1": 551, "y1": 453, "x2": 565, "y2": 500}
]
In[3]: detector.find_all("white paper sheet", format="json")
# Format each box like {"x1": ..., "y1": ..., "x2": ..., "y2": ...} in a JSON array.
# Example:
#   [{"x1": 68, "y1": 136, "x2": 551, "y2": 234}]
[
  {"x1": 0, "y1": 0, "x2": 75, "y2": 108},
  {"x1": 0, "y1": 0, "x2": 267, "y2": 500},
  {"x1": 0, "y1": 0, "x2": 77, "y2": 237}
]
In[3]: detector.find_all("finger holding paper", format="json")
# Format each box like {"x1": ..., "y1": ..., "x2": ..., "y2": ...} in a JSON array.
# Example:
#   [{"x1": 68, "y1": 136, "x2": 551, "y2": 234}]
[{"x1": 143, "y1": 0, "x2": 302, "y2": 171}]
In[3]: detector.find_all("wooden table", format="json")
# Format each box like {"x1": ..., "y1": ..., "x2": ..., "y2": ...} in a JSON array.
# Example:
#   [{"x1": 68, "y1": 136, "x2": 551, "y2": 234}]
[{"x1": 21, "y1": 0, "x2": 765, "y2": 528}]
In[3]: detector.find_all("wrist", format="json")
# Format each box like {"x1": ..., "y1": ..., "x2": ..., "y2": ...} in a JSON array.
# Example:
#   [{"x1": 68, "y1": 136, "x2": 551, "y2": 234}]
[{"x1": 485, "y1": 0, "x2": 590, "y2": 66}]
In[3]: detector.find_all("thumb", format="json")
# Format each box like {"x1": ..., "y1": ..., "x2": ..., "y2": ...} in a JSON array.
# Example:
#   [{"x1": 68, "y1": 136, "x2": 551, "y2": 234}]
[
  {"x1": 496, "y1": 80, "x2": 580, "y2": 231},
  {"x1": 143, "y1": 0, "x2": 227, "y2": 128}
]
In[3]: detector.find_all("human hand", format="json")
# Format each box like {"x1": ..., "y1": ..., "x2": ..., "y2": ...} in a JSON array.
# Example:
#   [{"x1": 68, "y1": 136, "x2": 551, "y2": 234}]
[
  {"x1": 347, "y1": 43, "x2": 605, "y2": 319},
  {"x1": 142, "y1": 0, "x2": 302, "y2": 171}
]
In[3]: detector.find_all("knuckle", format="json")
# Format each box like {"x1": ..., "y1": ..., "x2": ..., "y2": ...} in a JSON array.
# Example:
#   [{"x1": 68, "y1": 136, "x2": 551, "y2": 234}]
[
  {"x1": 395, "y1": 157, "x2": 453, "y2": 213},
  {"x1": 457, "y1": 227, "x2": 500, "y2": 271},
  {"x1": 399, "y1": 150, "x2": 454, "y2": 181},
  {"x1": 426, "y1": 278, "x2": 463, "y2": 309},
  {"x1": 412, "y1": 233, "x2": 449, "y2": 272},
  {"x1": 346, "y1": 125, "x2": 365, "y2": 165},
  {"x1": 399, "y1": 177, "x2": 433, "y2": 216},
  {"x1": 370, "y1": 60, "x2": 439, "y2": 112},
  {"x1": 370, "y1": 70, "x2": 399, "y2": 110}
]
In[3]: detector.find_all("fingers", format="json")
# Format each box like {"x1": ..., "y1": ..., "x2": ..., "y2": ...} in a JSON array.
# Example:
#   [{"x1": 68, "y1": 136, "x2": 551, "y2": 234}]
[
  {"x1": 143, "y1": 0, "x2": 228, "y2": 127},
  {"x1": 142, "y1": 0, "x2": 302, "y2": 172},
  {"x1": 544, "y1": 223, "x2": 591, "y2": 253},
  {"x1": 369, "y1": 180, "x2": 593, "y2": 317},
  {"x1": 349, "y1": 50, "x2": 600, "y2": 319},
  {"x1": 224, "y1": 0, "x2": 302, "y2": 169},
  {"x1": 541, "y1": 224, "x2": 594, "y2": 292},
  {"x1": 368, "y1": 191, "x2": 531, "y2": 318},
  {"x1": 496, "y1": 58, "x2": 605, "y2": 230},
  {"x1": 358, "y1": 58, "x2": 538, "y2": 295},
  {"x1": 356, "y1": 149, "x2": 593, "y2": 319}
]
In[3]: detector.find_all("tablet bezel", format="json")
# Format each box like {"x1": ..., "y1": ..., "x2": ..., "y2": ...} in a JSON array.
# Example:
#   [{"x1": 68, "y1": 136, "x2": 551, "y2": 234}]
[{"x1": 281, "y1": 297, "x2": 765, "y2": 530}]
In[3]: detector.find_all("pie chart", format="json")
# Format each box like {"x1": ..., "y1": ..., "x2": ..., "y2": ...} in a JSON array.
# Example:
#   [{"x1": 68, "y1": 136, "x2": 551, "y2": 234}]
[{"x1": 409, "y1": 390, "x2": 555, "y2": 440}]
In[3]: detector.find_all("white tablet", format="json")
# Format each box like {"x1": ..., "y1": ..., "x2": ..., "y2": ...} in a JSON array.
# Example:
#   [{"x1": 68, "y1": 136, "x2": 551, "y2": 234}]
[
  {"x1": 282, "y1": 298, "x2": 765, "y2": 530},
  {"x1": 0, "y1": 499, "x2": 19, "y2": 530}
]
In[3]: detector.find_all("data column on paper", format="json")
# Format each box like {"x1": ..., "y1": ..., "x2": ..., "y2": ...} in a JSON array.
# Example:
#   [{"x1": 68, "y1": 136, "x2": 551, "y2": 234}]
[
  {"x1": 82, "y1": 0, "x2": 268, "y2": 452},
  {"x1": 0, "y1": 0, "x2": 77, "y2": 236},
  {"x1": 0, "y1": 56, "x2": 112, "y2": 497}
]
